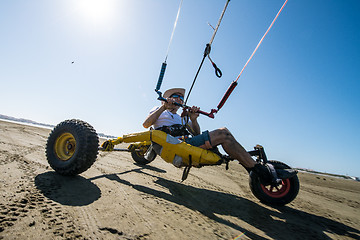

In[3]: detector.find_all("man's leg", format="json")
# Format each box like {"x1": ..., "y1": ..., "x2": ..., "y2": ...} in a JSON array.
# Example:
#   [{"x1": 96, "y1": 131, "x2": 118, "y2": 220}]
[
  {"x1": 208, "y1": 128, "x2": 256, "y2": 168},
  {"x1": 208, "y1": 127, "x2": 297, "y2": 184}
]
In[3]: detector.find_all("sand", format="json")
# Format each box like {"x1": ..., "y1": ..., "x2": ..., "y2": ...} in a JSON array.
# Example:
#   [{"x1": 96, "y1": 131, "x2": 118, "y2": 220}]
[{"x1": 0, "y1": 119, "x2": 359, "y2": 239}]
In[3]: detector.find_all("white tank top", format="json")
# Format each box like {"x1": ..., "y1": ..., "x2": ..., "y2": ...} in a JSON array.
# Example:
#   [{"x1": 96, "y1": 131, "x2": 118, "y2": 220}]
[{"x1": 150, "y1": 106, "x2": 182, "y2": 129}]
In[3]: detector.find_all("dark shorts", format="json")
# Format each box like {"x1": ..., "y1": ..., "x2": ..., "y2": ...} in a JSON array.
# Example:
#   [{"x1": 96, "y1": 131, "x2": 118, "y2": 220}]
[{"x1": 184, "y1": 130, "x2": 212, "y2": 149}]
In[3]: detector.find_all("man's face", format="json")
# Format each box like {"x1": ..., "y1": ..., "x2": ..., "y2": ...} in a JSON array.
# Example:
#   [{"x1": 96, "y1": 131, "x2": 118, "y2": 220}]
[{"x1": 170, "y1": 93, "x2": 184, "y2": 105}]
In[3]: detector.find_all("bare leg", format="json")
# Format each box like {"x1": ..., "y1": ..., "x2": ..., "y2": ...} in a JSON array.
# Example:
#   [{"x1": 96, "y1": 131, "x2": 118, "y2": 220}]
[{"x1": 209, "y1": 128, "x2": 256, "y2": 168}]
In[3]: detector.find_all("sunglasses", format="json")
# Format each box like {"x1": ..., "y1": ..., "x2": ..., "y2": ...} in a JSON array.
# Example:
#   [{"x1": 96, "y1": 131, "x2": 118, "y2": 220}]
[{"x1": 170, "y1": 94, "x2": 184, "y2": 101}]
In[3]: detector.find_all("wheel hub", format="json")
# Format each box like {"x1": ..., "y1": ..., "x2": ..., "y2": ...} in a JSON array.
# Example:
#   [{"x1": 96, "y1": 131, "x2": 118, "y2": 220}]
[
  {"x1": 54, "y1": 133, "x2": 76, "y2": 161},
  {"x1": 67, "y1": 142, "x2": 73, "y2": 150},
  {"x1": 261, "y1": 179, "x2": 291, "y2": 198}
]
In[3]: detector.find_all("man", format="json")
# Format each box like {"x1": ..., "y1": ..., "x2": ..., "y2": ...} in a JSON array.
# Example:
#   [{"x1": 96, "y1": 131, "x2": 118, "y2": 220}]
[{"x1": 143, "y1": 88, "x2": 295, "y2": 184}]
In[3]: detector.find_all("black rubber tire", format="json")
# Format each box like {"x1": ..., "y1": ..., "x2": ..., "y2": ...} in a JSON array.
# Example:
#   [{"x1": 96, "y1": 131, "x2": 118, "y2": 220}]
[
  {"x1": 249, "y1": 160, "x2": 300, "y2": 206},
  {"x1": 46, "y1": 119, "x2": 99, "y2": 176},
  {"x1": 131, "y1": 146, "x2": 156, "y2": 165}
]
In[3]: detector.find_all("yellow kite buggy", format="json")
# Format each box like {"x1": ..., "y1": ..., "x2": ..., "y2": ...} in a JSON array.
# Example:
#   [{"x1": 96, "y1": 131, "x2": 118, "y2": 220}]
[{"x1": 45, "y1": 119, "x2": 299, "y2": 206}]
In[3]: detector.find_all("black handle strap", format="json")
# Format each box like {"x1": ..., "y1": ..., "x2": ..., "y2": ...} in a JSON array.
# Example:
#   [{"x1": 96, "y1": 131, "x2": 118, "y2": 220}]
[{"x1": 211, "y1": 61, "x2": 222, "y2": 78}]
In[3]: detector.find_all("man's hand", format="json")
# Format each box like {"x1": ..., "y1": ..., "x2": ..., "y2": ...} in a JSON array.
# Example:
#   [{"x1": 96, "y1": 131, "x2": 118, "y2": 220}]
[{"x1": 188, "y1": 106, "x2": 200, "y2": 121}]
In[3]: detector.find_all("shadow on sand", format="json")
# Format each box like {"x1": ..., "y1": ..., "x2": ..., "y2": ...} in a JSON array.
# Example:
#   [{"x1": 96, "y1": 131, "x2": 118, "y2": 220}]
[
  {"x1": 34, "y1": 164, "x2": 165, "y2": 206},
  {"x1": 35, "y1": 164, "x2": 360, "y2": 239},
  {"x1": 35, "y1": 172, "x2": 101, "y2": 206}
]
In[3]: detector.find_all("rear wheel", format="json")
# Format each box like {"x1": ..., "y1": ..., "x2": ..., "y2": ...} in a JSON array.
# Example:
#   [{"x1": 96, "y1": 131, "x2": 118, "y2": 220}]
[
  {"x1": 131, "y1": 145, "x2": 156, "y2": 165},
  {"x1": 46, "y1": 119, "x2": 99, "y2": 175},
  {"x1": 249, "y1": 160, "x2": 300, "y2": 205}
]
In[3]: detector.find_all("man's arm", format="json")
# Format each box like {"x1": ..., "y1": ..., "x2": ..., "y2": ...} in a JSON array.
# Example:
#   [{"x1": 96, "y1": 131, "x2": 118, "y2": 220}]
[
  {"x1": 143, "y1": 98, "x2": 180, "y2": 128},
  {"x1": 187, "y1": 106, "x2": 200, "y2": 135},
  {"x1": 143, "y1": 105, "x2": 166, "y2": 128},
  {"x1": 189, "y1": 118, "x2": 201, "y2": 135}
]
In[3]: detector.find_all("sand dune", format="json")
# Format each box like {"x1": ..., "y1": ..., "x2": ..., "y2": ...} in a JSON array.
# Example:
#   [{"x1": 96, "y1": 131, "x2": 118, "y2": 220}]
[{"x1": 0, "y1": 120, "x2": 359, "y2": 239}]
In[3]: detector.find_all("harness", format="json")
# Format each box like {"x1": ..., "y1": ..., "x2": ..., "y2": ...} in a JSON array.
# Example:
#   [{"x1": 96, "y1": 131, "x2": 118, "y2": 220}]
[{"x1": 156, "y1": 124, "x2": 190, "y2": 137}]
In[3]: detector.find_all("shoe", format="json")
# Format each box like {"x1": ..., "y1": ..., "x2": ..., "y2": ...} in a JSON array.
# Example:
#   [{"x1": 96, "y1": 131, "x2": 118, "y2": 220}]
[
  {"x1": 252, "y1": 163, "x2": 274, "y2": 185},
  {"x1": 252, "y1": 163, "x2": 297, "y2": 185},
  {"x1": 276, "y1": 168, "x2": 298, "y2": 179}
]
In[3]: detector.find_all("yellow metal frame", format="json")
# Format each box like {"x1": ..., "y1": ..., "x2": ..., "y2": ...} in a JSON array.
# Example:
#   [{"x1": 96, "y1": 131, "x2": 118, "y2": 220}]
[{"x1": 103, "y1": 130, "x2": 221, "y2": 167}]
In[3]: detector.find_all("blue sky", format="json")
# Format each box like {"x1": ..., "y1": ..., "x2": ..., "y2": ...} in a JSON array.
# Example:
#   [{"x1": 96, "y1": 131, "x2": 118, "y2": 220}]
[{"x1": 1, "y1": 0, "x2": 359, "y2": 177}]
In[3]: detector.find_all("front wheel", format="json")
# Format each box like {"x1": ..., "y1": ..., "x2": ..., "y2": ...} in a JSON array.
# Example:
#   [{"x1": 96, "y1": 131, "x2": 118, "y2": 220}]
[
  {"x1": 249, "y1": 160, "x2": 300, "y2": 205},
  {"x1": 46, "y1": 119, "x2": 99, "y2": 175}
]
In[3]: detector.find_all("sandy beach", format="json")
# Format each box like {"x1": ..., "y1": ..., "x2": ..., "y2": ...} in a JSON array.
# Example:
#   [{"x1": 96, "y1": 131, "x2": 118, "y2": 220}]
[{"x1": 0, "y1": 119, "x2": 359, "y2": 239}]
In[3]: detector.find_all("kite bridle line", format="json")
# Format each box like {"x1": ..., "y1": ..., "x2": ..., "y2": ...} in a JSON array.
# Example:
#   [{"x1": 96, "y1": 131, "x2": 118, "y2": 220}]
[
  {"x1": 155, "y1": 0, "x2": 288, "y2": 119},
  {"x1": 184, "y1": 0, "x2": 230, "y2": 105},
  {"x1": 214, "y1": 0, "x2": 289, "y2": 115},
  {"x1": 155, "y1": 0, "x2": 184, "y2": 100}
]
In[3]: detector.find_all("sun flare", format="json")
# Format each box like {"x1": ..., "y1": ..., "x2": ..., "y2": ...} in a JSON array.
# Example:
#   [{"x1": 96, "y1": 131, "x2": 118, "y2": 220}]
[{"x1": 74, "y1": 0, "x2": 118, "y2": 26}]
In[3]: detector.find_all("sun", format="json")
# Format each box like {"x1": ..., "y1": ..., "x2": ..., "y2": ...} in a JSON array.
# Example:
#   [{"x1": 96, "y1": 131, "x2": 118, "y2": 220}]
[{"x1": 73, "y1": 0, "x2": 118, "y2": 27}]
